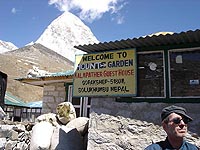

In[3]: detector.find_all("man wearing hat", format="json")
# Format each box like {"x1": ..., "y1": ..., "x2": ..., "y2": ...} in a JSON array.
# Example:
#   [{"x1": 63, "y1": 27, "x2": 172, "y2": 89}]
[{"x1": 145, "y1": 105, "x2": 199, "y2": 150}]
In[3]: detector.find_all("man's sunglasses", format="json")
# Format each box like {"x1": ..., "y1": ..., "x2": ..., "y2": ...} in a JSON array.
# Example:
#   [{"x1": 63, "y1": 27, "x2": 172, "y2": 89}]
[{"x1": 169, "y1": 117, "x2": 190, "y2": 124}]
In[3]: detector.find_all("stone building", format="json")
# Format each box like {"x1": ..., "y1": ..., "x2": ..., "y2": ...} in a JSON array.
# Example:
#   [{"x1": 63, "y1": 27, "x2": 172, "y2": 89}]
[
  {"x1": 16, "y1": 70, "x2": 90, "y2": 118},
  {"x1": 17, "y1": 29, "x2": 200, "y2": 149},
  {"x1": 73, "y1": 29, "x2": 200, "y2": 149}
]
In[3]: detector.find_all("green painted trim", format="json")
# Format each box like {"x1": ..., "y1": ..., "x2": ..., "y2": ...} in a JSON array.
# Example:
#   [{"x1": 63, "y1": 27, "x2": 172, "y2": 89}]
[
  {"x1": 163, "y1": 49, "x2": 170, "y2": 98},
  {"x1": 116, "y1": 43, "x2": 200, "y2": 103},
  {"x1": 138, "y1": 43, "x2": 200, "y2": 52},
  {"x1": 116, "y1": 97, "x2": 200, "y2": 103},
  {"x1": 64, "y1": 83, "x2": 73, "y2": 101}
]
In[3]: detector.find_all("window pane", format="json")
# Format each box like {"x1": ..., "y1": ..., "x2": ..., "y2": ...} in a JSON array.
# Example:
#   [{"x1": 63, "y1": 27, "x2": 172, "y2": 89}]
[
  {"x1": 72, "y1": 97, "x2": 81, "y2": 105},
  {"x1": 138, "y1": 52, "x2": 164, "y2": 97},
  {"x1": 87, "y1": 97, "x2": 91, "y2": 105},
  {"x1": 169, "y1": 49, "x2": 200, "y2": 97}
]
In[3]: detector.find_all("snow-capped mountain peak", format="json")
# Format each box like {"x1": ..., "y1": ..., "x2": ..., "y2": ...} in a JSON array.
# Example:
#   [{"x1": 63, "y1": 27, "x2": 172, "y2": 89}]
[
  {"x1": 36, "y1": 11, "x2": 99, "y2": 62},
  {"x1": 0, "y1": 40, "x2": 18, "y2": 53}
]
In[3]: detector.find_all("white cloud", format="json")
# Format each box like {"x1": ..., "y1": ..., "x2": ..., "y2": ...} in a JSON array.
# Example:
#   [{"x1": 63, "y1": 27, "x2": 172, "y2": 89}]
[
  {"x1": 11, "y1": 8, "x2": 17, "y2": 14},
  {"x1": 116, "y1": 15, "x2": 124, "y2": 24},
  {"x1": 48, "y1": 0, "x2": 126, "y2": 23}
]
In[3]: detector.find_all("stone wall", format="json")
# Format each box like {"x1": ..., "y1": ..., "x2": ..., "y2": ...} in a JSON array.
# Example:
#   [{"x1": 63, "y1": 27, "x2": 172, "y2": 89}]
[
  {"x1": 42, "y1": 83, "x2": 66, "y2": 114},
  {"x1": 88, "y1": 98, "x2": 200, "y2": 150},
  {"x1": 0, "y1": 120, "x2": 31, "y2": 149}
]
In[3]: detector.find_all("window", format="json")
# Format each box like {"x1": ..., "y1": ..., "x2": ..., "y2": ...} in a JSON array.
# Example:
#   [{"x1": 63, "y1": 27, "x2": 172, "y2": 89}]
[
  {"x1": 67, "y1": 85, "x2": 90, "y2": 117},
  {"x1": 137, "y1": 51, "x2": 165, "y2": 97},
  {"x1": 169, "y1": 48, "x2": 200, "y2": 97}
]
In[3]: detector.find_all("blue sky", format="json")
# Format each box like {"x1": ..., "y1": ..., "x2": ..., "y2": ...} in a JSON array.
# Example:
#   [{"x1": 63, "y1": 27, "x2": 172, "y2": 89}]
[{"x1": 0, "y1": 0, "x2": 200, "y2": 48}]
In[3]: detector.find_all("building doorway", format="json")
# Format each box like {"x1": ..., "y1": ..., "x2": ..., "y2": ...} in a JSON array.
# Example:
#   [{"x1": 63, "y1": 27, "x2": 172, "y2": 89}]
[{"x1": 68, "y1": 85, "x2": 90, "y2": 117}]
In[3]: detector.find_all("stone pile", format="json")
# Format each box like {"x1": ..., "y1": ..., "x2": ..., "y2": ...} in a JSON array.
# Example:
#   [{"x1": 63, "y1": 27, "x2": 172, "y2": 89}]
[
  {"x1": 30, "y1": 114, "x2": 89, "y2": 150},
  {"x1": 0, "y1": 102, "x2": 89, "y2": 150},
  {"x1": 0, "y1": 114, "x2": 199, "y2": 150},
  {"x1": 0, "y1": 116, "x2": 89, "y2": 150},
  {"x1": 0, "y1": 120, "x2": 32, "y2": 149}
]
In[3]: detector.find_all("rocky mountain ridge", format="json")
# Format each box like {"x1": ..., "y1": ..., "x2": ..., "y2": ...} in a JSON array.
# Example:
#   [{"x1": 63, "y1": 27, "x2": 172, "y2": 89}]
[
  {"x1": 0, "y1": 40, "x2": 18, "y2": 53},
  {"x1": 0, "y1": 11, "x2": 99, "y2": 102},
  {"x1": 0, "y1": 43, "x2": 74, "y2": 102}
]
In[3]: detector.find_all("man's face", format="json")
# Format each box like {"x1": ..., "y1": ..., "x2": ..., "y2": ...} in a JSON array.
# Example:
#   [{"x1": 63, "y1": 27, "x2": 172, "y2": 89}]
[{"x1": 163, "y1": 113, "x2": 188, "y2": 138}]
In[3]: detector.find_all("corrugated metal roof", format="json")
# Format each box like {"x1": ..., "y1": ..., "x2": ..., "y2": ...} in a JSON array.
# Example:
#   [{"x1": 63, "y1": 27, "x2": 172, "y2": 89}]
[
  {"x1": 46, "y1": 70, "x2": 74, "y2": 77},
  {"x1": 5, "y1": 92, "x2": 27, "y2": 107},
  {"x1": 26, "y1": 101, "x2": 42, "y2": 108},
  {"x1": 5, "y1": 92, "x2": 42, "y2": 108},
  {"x1": 17, "y1": 70, "x2": 74, "y2": 79},
  {"x1": 74, "y1": 29, "x2": 200, "y2": 53},
  {"x1": 15, "y1": 70, "x2": 74, "y2": 86}
]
